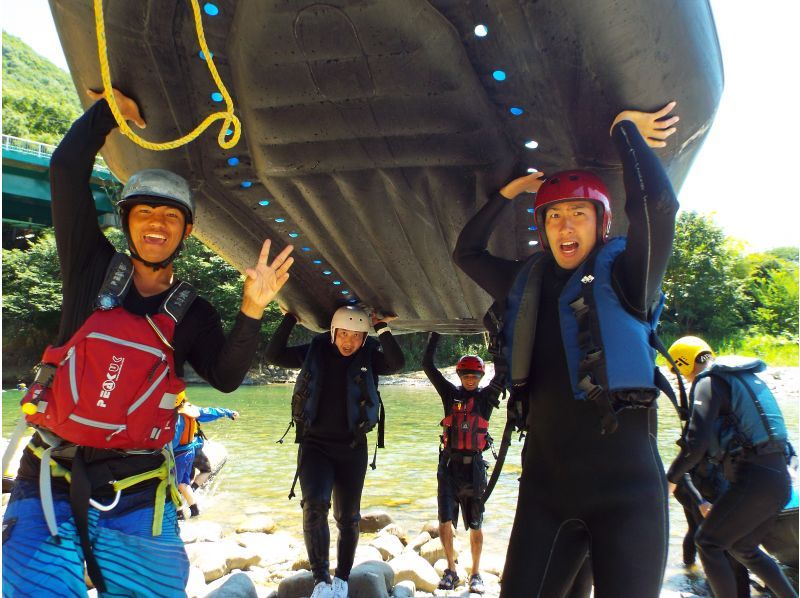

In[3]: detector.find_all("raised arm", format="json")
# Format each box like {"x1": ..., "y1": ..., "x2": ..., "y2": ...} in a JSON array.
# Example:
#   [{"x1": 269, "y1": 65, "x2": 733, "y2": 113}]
[
  {"x1": 371, "y1": 314, "x2": 405, "y2": 375},
  {"x1": 452, "y1": 178, "x2": 544, "y2": 301},
  {"x1": 610, "y1": 102, "x2": 681, "y2": 319},
  {"x1": 264, "y1": 313, "x2": 309, "y2": 369},
  {"x1": 422, "y1": 332, "x2": 457, "y2": 400}
]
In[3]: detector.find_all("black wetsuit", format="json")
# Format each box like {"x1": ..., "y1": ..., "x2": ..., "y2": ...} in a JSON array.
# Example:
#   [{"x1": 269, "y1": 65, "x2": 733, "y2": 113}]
[
  {"x1": 668, "y1": 376, "x2": 796, "y2": 598},
  {"x1": 422, "y1": 332, "x2": 501, "y2": 529},
  {"x1": 15, "y1": 99, "x2": 263, "y2": 485},
  {"x1": 265, "y1": 314, "x2": 404, "y2": 583},
  {"x1": 454, "y1": 120, "x2": 677, "y2": 598}
]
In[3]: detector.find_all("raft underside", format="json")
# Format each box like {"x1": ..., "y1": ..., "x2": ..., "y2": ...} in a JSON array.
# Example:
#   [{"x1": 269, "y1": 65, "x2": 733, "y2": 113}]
[{"x1": 49, "y1": 0, "x2": 723, "y2": 332}]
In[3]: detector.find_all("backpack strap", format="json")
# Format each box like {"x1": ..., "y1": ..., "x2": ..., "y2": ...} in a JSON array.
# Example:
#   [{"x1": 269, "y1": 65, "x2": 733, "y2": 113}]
[
  {"x1": 160, "y1": 281, "x2": 197, "y2": 324},
  {"x1": 95, "y1": 252, "x2": 134, "y2": 310}
]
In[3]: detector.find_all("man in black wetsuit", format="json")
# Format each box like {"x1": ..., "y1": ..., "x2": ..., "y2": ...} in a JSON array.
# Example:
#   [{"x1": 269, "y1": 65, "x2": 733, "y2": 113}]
[
  {"x1": 422, "y1": 332, "x2": 503, "y2": 594},
  {"x1": 667, "y1": 336, "x2": 796, "y2": 598},
  {"x1": 265, "y1": 305, "x2": 404, "y2": 598},
  {"x1": 454, "y1": 102, "x2": 680, "y2": 597},
  {"x1": 2, "y1": 89, "x2": 294, "y2": 597}
]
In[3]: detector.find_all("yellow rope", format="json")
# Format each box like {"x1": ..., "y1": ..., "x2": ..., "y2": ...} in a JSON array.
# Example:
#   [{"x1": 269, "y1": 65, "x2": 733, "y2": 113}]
[{"x1": 94, "y1": 0, "x2": 241, "y2": 151}]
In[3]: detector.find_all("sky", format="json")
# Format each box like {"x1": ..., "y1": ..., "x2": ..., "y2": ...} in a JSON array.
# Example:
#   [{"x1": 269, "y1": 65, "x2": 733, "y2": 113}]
[{"x1": 2, "y1": 0, "x2": 798, "y2": 252}]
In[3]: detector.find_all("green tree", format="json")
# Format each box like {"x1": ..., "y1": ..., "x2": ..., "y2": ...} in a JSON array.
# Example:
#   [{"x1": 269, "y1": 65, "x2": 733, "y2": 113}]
[
  {"x1": 741, "y1": 251, "x2": 799, "y2": 337},
  {"x1": 2, "y1": 32, "x2": 82, "y2": 144},
  {"x1": 661, "y1": 211, "x2": 748, "y2": 338}
]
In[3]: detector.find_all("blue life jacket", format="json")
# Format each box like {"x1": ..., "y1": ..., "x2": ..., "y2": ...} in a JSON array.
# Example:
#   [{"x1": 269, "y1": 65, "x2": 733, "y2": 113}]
[
  {"x1": 503, "y1": 237, "x2": 663, "y2": 402},
  {"x1": 695, "y1": 358, "x2": 788, "y2": 460},
  {"x1": 292, "y1": 333, "x2": 381, "y2": 438}
]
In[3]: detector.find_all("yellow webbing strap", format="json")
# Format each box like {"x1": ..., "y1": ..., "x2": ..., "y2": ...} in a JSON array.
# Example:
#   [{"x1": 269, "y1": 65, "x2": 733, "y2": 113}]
[
  {"x1": 30, "y1": 444, "x2": 73, "y2": 483},
  {"x1": 31, "y1": 444, "x2": 180, "y2": 537},
  {"x1": 93, "y1": 0, "x2": 241, "y2": 151}
]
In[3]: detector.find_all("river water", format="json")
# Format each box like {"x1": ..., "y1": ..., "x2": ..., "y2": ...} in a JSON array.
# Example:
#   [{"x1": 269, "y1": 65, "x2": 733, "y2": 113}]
[{"x1": 3, "y1": 371, "x2": 797, "y2": 594}]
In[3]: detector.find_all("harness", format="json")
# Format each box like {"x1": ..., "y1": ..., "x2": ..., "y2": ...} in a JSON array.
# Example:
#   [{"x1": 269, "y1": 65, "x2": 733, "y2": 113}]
[{"x1": 9, "y1": 253, "x2": 194, "y2": 592}]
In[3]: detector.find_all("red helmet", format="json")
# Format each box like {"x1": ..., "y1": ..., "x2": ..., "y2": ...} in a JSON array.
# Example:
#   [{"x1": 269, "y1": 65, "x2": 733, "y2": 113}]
[
  {"x1": 533, "y1": 170, "x2": 612, "y2": 250},
  {"x1": 456, "y1": 355, "x2": 485, "y2": 376}
]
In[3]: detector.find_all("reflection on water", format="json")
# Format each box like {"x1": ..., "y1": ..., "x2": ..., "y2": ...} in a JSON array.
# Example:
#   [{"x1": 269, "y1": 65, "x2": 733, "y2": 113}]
[{"x1": 3, "y1": 380, "x2": 797, "y2": 591}]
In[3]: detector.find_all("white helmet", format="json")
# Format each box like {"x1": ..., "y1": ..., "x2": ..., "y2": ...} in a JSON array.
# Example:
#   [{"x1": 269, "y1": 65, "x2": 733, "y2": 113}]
[{"x1": 330, "y1": 305, "x2": 371, "y2": 344}]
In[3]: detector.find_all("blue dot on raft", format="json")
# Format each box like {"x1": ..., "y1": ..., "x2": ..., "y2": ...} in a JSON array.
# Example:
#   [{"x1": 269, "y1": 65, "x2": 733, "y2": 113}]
[
  {"x1": 258, "y1": 200, "x2": 269, "y2": 206},
  {"x1": 333, "y1": 280, "x2": 342, "y2": 286},
  {"x1": 288, "y1": 232, "x2": 299, "y2": 238},
  {"x1": 203, "y1": 3, "x2": 220, "y2": 17},
  {"x1": 275, "y1": 218, "x2": 285, "y2": 223},
  {"x1": 474, "y1": 25, "x2": 488, "y2": 37},
  {"x1": 510, "y1": 106, "x2": 524, "y2": 116},
  {"x1": 240, "y1": 181, "x2": 252, "y2": 188},
  {"x1": 211, "y1": 92, "x2": 224, "y2": 102},
  {"x1": 492, "y1": 70, "x2": 506, "y2": 81},
  {"x1": 226, "y1": 128, "x2": 233, "y2": 136},
  {"x1": 227, "y1": 157, "x2": 239, "y2": 166},
  {"x1": 301, "y1": 247, "x2": 311, "y2": 252},
  {"x1": 341, "y1": 290, "x2": 350, "y2": 295},
  {"x1": 528, "y1": 225, "x2": 537, "y2": 231},
  {"x1": 199, "y1": 51, "x2": 214, "y2": 61},
  {"x1": 348, "y1": 298, "x2": 358, "y2": 304},
  {"x1": 322, "y1": 270, "x2": 332, "y2": 275},
  {"x1": 313, "y1": 260, "x2": 322, "y2": 265},
  {"x1": 527, "y1": 208, "x2": 534, "y2": 213}
]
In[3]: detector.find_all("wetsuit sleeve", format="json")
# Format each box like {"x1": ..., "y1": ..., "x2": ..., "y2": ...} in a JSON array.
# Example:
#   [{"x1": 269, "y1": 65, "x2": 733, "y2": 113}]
[
  {"x1": 49, "y1": 99, "x2": 118, "y2": 345},
  {"x1": 197, "y1": 407, "x2": 236, "y2": 422},
  {"x1": 478, "y1": 369, "x2": 505, "y2": 420},
  {"x1": 610, "y1": 120, "x2": 680, "y2": 319},
  {"x1": 372, "y1": 323, "x2": 405, "y2": 375},
  {"x1": 422, "y1": 332, "x2": 457, "y2": 409},
  {"x1": 453, "y1": 193, "x2": 524, "y2": 301},
  {"x1": 182, "y1": 300, "x2": 261, "y2": 392},
  {"x1": 667, "y1": 376, "x2": 724, "y2": 483},
  {"x1": 263, "y1": 313, "x2": 309, "y2": 368}
]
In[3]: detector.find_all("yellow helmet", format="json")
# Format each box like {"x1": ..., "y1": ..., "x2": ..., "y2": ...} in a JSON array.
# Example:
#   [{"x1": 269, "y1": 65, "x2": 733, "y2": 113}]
[
  {"x1": 668, "y1": 336, "x2": 714, "y2": 378},
  {"x1": 174, "y1": 390, "x2": 187, "y2": 407}
]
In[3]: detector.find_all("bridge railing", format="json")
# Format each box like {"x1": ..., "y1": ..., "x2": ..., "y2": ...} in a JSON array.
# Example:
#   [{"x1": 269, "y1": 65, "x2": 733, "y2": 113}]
[{"x1": 2, "y1": 134, "x2": 110, "y2": 173}]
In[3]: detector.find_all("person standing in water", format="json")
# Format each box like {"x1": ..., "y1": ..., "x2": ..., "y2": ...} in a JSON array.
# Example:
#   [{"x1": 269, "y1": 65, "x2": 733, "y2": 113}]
[
  {"x1": 455, "y1": 102, "x2": 680, "y2": 597},
  {"x1": 422, "y1": 332, "x2": 503, "y2": 594},
  {"x1": 667, "y1": 336, "x2": 796, "y2": 598},
  {"x1": 265, "y1": 305, "x2": 404, "y2": 598}
]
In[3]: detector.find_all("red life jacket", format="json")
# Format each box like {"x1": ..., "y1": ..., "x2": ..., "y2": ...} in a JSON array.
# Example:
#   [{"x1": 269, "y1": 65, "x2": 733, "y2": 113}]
[
  {"x1": 441, "y1": 395, "x2": 489, "y2": 452},
  {"x1": 21, "y1": 253, "x2": 196, "y2": 450}
]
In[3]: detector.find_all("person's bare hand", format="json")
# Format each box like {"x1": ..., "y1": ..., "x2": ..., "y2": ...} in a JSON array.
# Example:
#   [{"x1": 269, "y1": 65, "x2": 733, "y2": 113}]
[
  {"x1": 611, "y1": 101, "x2": 679, "y2": 148},
  {"x1": 87, "y1": 88, "x2": 146, "y2": 128},
  {"x1": 371, "y1": 312, "x2": 398, "y2": 326}
]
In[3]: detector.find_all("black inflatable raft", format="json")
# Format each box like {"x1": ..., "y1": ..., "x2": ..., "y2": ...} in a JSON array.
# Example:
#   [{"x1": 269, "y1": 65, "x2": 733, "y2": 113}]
[{"x1": 49, "y1": 0, "x2": 723, "y2": 332}]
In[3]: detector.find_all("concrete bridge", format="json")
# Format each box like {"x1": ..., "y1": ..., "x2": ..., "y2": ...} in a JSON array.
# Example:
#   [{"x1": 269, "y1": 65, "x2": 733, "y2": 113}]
[{"x1": 2, "y1": 134, "x2": 119, "y2": 249}]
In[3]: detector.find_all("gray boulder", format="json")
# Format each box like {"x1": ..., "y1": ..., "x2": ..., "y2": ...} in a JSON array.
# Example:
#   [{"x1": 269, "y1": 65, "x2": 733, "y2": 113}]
[
  {"x1": 391, "y1": 580, "x2": 416, "y2": 598},
  {"x1": 359, "y1": 511, "x2": 393, "y2": 532},
  {"x1": 277, "y1": 570, "x2": 314, "y2": 598},
  {"x1": 388, "y1": 551, "x2": 439, "y2": 593},
  {"x1": 205, "y1": 572, "x2": 259, "y2": 598},
  {"x1": 369, "y1": 534, "x2": 405, "y2": 561},
  {"x1": 236, "y1": 515, "x2": 277, "y2": 534},
  {"x1": 348, "y1": 560, "x2": 394, "y2": 598}
]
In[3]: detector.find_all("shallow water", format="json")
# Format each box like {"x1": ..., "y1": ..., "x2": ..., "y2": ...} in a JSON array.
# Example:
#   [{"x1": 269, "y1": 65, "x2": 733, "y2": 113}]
[{"x1": 3, "y1": 373, "x2": 797, "y2": 594}]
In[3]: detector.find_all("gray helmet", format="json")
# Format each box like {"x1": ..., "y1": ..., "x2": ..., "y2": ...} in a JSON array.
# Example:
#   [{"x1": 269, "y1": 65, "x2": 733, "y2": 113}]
[{"x1": 118, "y1": 169, "x2": 194, "y2": 223}]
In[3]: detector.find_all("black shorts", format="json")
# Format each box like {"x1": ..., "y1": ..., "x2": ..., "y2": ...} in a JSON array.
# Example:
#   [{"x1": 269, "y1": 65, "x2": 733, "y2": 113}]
[
  {"x1": 437, "y1": 451, "x2": 487, "y2": 530},
  {"x1": 192, "y1": 447, "x2": 211, "y2": 474}
]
